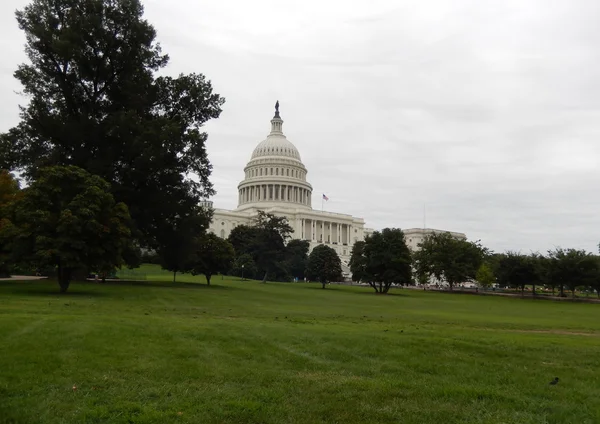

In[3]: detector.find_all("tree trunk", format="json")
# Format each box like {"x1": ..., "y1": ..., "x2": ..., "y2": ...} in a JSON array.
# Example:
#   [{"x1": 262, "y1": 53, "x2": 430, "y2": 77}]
[
  {"x1": 57, "y1": 265, "x2": 72, "y2": 293},
  {"x1": 532, "y1": 284, "x2": 536, "y2": 295},
  {"x1": 572, "y1": 288, "x2": 575, "y2": 298},
  {"x1": 262, "y1": 271, "x2": 268, "y2": 283},
  {"x1": 206, "y1": 274, "x2": 211, "y2": 286},
  {"x1": 559, "y1": 284, "x2": 564, "y2": 297},
  {"x1": 173, "y1": 271, "x2": 176, "y2": 283},
  {"x1": 322, "y1": 281, "x2": 326, "y2": 289}
]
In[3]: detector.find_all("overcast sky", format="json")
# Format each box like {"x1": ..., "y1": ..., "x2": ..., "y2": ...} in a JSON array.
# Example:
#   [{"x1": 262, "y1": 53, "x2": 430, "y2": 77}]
[{"x1": 1, "y1": 0, "x2": 600, "y2": 254}]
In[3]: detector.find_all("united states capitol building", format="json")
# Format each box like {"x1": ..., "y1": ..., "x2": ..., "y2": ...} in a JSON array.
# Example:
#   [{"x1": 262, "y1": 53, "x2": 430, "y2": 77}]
[{"x1": 206, "y1": 103, "x2": 465, "y2": 273}]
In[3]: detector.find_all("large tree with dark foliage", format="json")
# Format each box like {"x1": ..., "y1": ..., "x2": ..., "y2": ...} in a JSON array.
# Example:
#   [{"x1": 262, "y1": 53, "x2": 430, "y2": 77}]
[
  {"x1": 548, "y1": 248, "x2": 596, "y2": 297},
  {"x1": 284, "y1": 239, "x2": 310, "y2": 280},
  {"x1": 305, "y1": 244, "x2": 343, "y2": 289},
  {"x1": 226, "y1": 212, "x2": 294, "y2": 282},
  {"x1": 228, "y1": 225, "x2": 261, "y2": 257},
  {"x1": 362, "y1": 228, "x2": 412, "y2": 294},
  {"x1": 0, "y1": 0, "x2": 224, "y2": 254},
  {"x1": 495, "y1": 252, "x2": 538, "y2": 294},
  {"x1": 413, "y1": 232, "x2": 486, "y2": 290},
  {"x1": 348, "y1": 241, "x2": 367, "y2": 283},
  {"x1": 9, "y1": 166, "x2": 133, "y2": 292},
  {"x1": 0, "y1": 171, "x2": 21, "y2": 277}
]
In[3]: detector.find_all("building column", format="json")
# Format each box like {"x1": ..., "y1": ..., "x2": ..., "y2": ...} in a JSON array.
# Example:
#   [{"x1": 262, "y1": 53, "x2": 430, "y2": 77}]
[
  {"x1": 329, "y1": 222, "x2": 332, "y2": 244},
  {"x1": 321, "y1": 221, "x2": 324, "y2": 243}
]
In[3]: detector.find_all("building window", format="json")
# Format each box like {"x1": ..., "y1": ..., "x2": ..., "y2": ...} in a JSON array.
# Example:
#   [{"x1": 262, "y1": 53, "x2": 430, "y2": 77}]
[
  {"x1": 221, "y1": 222, "x2": 225, "y2": 226},
  {"x1": 286, "y1": 169, "x2": 289, "y2": 176},
  {"x1": 220, "y1": 229, "x2": 225, "y2": 238},
  {"x1": 270, "y1": 168, "x2": 273, "y2": 175},
  {"x1": 276, "y1": 168, "x2": 279, "y2": 175}
]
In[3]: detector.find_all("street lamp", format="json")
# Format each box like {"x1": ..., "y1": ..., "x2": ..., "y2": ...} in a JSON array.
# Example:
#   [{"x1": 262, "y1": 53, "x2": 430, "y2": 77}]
[{"x1": 242, "y1": 264, "x2": 245, "y2": 281}]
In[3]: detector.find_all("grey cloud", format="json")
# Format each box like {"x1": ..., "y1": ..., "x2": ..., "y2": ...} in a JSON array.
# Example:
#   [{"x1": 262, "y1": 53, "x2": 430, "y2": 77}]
[{"x1": 1, "y1": 0, "x2": 599, "y2": 253}]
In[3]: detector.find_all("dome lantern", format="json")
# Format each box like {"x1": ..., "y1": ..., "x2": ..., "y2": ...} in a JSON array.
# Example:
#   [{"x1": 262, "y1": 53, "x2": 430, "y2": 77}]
[{"x1": 237, "y1": 102, "x2": 313, "y2": 211}]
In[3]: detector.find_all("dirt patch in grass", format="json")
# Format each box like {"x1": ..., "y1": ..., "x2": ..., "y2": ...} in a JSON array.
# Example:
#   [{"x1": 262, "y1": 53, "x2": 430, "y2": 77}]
[{"x1": 508, "y1": 329, "x2": 599, "y2": 337}]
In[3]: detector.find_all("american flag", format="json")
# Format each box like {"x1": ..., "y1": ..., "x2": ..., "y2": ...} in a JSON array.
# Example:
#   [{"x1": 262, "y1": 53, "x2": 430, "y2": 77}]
[{"x1": 322, "y1": 194, "x2": 329, "y2": 201}]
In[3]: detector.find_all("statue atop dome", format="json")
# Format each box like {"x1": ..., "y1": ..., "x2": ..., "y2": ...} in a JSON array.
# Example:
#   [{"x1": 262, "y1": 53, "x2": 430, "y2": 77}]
[{"x1": 274, "y1": 100, "x2": 280, "y2": 118}]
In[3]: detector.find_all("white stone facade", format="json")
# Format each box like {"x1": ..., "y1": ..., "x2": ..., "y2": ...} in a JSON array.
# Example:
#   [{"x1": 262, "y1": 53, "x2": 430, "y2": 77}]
[
  {"x1": 404, "y1": 228, "x2": 466, "y2": 251},
  {"x1": 206, "y1": 104, "x2": 373, "y2": 272}
]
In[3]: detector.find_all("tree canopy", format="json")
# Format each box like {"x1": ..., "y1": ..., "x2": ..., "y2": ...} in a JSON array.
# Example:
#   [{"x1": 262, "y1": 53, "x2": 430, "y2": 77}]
[
  {"x1": 9, "y1": 165, "x2": 133, "y2": 292},
  {"x1": 0, "y1": 0, "x2": 224, "y2": 254},
  {"x1": 158, "y1": 210, "x2": 211, "y2": 283},
  {"x1": 0, "y1": 171, "x2": 21, "y2": 277},
  {"x1": 284, "y1": 239, "x2": 310, "y2": 280},
  {"x1": 349, "y1": 241, "x2": 367, "y2": 284},
  {"x1": 413, "y1": 232, "x2": 486, "y2": 290},
  {"x1": 229, "y1": 211, "x2": 294, "y2": 282},
  {"x1": 475, "y1": 263, "x2": 495, "y2": 290},
  {"x1": 189, "y1": 233, "x2": 235, "y2": 286},
  {"x1": 365, "y1": 228, "x2": 412, "y2": 293},
  {"x1": 495, "y1": 252, "x2": 538, "y2": 294},
  {"x1": 547, "y1": 248, "x2": 597, "y2": 297},
  {"x1": 305, "y1": 244, "x2": 343, "y2": 289}
]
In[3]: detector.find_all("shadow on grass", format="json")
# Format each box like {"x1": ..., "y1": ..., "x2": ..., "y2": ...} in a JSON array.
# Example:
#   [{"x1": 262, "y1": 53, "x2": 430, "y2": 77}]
[
  {"x1": 353, "y1": 290, "x2": 410, "y2": 297},
  {"x1": 0, "y1": 278, "x2": 234, "y2": 298},
  {"x1": 100, "y1": 279, "x2": 232, "y2": 290},
  {"x1": 0, "y1": 281, "x2": 110, "y2": 297}
]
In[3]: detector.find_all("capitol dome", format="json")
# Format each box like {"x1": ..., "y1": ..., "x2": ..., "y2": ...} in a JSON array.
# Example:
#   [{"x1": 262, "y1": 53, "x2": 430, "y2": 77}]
[
  {"x1": 251, "y1": 136, "x2": 302, "y2": 161},
  {"x1": 236, "y1": 102, "x2": 313, "y2": 211}
]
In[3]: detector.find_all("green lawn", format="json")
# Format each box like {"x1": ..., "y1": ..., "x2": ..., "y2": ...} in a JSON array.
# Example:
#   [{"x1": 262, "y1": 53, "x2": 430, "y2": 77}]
[{"x1": 1, "y1": 265, "x2": 599, "y2": 423}]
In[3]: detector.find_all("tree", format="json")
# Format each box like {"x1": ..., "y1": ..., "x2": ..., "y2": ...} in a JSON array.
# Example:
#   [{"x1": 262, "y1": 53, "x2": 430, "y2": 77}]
[
  {"x1": 413, "y1": 232, "x2": 486, "y2": 290},
  {"x1": 158, "y1": 210, "x2": 211, "y2": 283},
  {"x1": 189, "y1": 233, "x2": 235, "y2": 286},
  {"x1": 349, "y1": 241, "x2": 367, "y2": 283},
  {"x1": 590, "y1": 256, "x2": 600, "y2": 298},
  {"x1": 363, "y1": 228, "x2": 412, "y2": 294},
  {"x1": 10, "y1": 166, "x2": 132, "y2": 292},
  {"x1": 475, "y1": 263, "x2": 495, "y2": 290},
  {"x1": 305, "y1": 245, "x2": 343, "y2": 289},
  {"x1": 226, "y1": 214, "x2": 294, "y2": 282},
  {"x1": 227, "y1": 225, "x2": 260, "y2": 257},
  {"x1": 284, "y1": 239, "x2": 309, "y2": 280},
  {"x1": 231, "y1": 253, "x2": 257, "y2": 280},
  {"x1": 252, "y1": 211, "x2": 293, "y2": 282},
  {"x1": 0, "y1": 170, "x2": 20, "y2": 277},
  {"x1": 495, "y1": 252, "x2": 537, "y2": 294},
  {"x1": 0, "y1": 0, "x2": 224, "y2": 254},
  {"x1": 548, "y1": 248, "x2": 596, "y2": 298}
]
